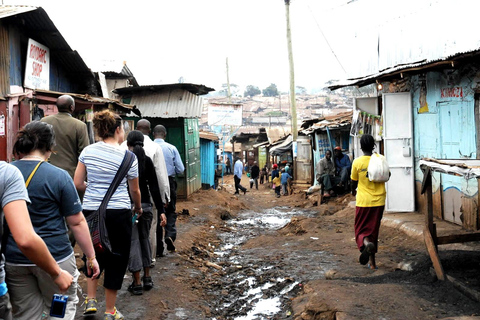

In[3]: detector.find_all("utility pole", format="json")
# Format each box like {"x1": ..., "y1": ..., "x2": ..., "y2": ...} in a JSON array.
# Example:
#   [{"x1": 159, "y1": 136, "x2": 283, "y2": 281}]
[
  {"x1": 226, "y1": 57, "x2": 231, "y2": 103},
  {"x1": 285, "y1": 0, "x2": 298, "y2": 178}
]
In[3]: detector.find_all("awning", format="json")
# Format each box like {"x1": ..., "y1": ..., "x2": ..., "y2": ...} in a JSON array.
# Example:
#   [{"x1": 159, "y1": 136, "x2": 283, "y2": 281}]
[
  {"x1": 270, "y1": 135, "x2": 293, "y2": 156},
  {"x1": 253, "y1": 141, "x2": 269, "y2": 148},
  {"x1": 33, "y1": 89, "x2": 138, "y2": 115}
]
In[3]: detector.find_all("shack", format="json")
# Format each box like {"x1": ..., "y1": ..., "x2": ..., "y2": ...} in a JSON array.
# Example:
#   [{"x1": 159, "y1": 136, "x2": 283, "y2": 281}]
[
  {"x1": 113, "y1": 83, "x2": 214, "y2": 199},
  {"x1": 300, "y1": 111, "x2": 353, "y2": 186},
  {"x1": 0, "y1": 5, "x2": 134, "y2": 160},
  {"x1": 199, "y1": 130, "x2": 219, "y2": 189}
]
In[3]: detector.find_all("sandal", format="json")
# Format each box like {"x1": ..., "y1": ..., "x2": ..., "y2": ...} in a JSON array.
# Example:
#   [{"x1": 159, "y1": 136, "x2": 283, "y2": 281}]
[
  {"x1": 127, "y1": 282, "x2": 143, "y2": 295},
  {"x1": 143, "y1": 276, "x2": 154, "y2": 291}
]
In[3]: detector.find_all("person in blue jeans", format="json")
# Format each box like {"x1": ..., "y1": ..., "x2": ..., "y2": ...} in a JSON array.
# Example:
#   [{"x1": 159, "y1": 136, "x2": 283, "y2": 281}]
[{"x1": 280, "y1": 168, "x2": 292, "y2": 196}]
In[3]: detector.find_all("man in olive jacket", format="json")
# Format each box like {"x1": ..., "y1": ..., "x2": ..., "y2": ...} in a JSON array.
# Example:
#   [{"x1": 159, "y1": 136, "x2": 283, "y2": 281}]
[{"x1": 40, "y1": 95, "x2": 89, "y2": 179}]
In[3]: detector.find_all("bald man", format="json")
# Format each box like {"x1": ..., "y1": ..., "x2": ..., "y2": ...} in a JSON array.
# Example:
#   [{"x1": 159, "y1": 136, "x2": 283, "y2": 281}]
[{"x1": 40, "y1": 95, "x2": 89, "y2": 179}]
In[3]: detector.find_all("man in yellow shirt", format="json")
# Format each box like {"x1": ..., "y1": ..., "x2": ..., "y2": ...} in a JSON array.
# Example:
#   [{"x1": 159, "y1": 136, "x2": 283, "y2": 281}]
[{"x1": 351, "y1": 134, "x2": 386, "y2": 270}]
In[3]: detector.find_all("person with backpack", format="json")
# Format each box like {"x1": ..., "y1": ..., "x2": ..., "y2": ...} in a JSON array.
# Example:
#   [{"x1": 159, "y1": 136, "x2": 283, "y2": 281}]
[
  {"x1": 350, "y1": 134, "x2": 387, "y2": 270},
  {"x1": 74, "y1": 110, "x2": 142, "y2": 320}
]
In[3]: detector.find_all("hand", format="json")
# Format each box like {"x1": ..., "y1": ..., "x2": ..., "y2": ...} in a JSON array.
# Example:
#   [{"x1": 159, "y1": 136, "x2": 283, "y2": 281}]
[
  {"x1": 164, "y1": 202, "x2": 169, "y2": 208},
  {"x1": 352, "y1": 190, "x2": 357, "y2": 196},
  {"x1": 134, "y1": 207, "x2": 143, "y2": 218},
  {"x1": 87, "y1": 257, "x2": 100, "y2": 279},
  {"x1": 160, "y1": 213, "x2": 167, "y2": 227},
  {"x1": 54, "y1": 269, "x2": 73, "y2": 293}
]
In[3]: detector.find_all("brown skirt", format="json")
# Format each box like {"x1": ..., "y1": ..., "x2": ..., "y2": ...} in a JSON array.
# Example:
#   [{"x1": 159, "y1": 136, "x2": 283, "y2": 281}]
[{"x1": 354, "y1": 206, "x2": 384, "y2": 252}]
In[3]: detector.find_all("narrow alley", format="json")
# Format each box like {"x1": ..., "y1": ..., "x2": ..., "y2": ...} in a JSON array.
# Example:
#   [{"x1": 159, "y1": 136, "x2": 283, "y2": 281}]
[{"x1": 75, "y1": 174, "x2": 480, "y2": 320}]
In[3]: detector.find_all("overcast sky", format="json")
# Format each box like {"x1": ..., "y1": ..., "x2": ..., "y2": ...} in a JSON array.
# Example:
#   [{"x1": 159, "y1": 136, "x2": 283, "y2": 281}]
[
  {"x1": 4, "y1": 0, "x2": 362, "y2": 92},
  {"x1": 4, "y1": 0, "x2": 450, "y2": 93}
]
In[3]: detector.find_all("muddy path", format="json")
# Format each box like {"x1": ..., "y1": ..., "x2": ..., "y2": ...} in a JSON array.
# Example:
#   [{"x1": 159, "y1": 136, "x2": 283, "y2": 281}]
[{"x1": 75, "y1": 175, "x2": 480, "y2": 319}]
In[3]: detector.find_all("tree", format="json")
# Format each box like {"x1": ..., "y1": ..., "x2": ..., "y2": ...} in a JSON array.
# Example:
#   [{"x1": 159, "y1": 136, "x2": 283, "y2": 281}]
[
  {"x1": 244, "y1": 85, "x2": 261, "y2": 97},
  {"x1": 218, "y1": 83, "x2": 240, "y2": 97},
  {"x1": 262, "y1": 83, "x2": 279, "y2": 97},
  {"x1": 296, "y1": 86, "x2": 307, "y2": 95}
]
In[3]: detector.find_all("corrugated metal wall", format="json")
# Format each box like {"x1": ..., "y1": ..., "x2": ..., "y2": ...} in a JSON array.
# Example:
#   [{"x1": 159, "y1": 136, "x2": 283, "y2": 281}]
[
  {"x1": 185, "y1": 118, "x2": 201, "y2": 196},
  {"x1": 131, "y1": 89, "x2": 203, "y2": 118},
  {"x1": 0, "y1": 22, "x2": 9, "y2": 96},
  {"x1": 8, "y1": 25, "x2": 23, "y2": 88},
  {"x1": 200, "y1": 139, "x2": 215, "y2": 188}
]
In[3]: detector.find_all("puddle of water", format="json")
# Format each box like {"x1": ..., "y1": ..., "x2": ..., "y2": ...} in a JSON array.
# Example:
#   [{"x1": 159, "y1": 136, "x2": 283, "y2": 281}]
[
  {"x1": 209, "y1": 207, "x2": 329, "y2": 320},
  {"x1": 235, "y1": 297, "x2": 281, "y2": 320}
]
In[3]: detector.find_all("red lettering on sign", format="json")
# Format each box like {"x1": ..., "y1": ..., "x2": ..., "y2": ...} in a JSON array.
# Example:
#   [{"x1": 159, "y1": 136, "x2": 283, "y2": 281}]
[
  {"x1": 32, "y1": 61, "x2": 43, "y2": 77},
  {"x1": 29, "y1": 44, "x2": 47, "y2": 63},
  {"x1": 440, "y1": 87, "x2": 463, "y2": 98}
]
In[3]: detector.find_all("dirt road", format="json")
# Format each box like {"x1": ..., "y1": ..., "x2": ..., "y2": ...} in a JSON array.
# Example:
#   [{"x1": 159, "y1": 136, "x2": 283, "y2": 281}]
[{"x1": 76, "y1": 174, "x2": 480, "y2": 319}]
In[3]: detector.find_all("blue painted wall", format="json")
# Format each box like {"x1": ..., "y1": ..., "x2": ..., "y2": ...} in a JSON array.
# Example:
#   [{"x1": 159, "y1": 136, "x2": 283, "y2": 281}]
[
  {"x1": 412, "y1": 71, "x2": 477, "y2": 197},
  {"x1": 200, "y1": 138, "x2": 216, "y2": 188}
]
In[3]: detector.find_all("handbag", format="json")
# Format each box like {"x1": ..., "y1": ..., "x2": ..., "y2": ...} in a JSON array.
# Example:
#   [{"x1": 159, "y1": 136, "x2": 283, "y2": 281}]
[
  {"x1": 367, "y1": 152, "x2": 390, "y2": 182},
  {"x1": 86, "y1": 150, "x2": 135, "y2": 254}
]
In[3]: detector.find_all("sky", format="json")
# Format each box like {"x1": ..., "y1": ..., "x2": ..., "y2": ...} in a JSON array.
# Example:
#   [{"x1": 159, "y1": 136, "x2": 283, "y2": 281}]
[
  {"x1": 4, "y1": 0, "x2": 460, "y2": 94},
  {"x1": 4, "y1": 0, "x2": 363, "y2": 93}
]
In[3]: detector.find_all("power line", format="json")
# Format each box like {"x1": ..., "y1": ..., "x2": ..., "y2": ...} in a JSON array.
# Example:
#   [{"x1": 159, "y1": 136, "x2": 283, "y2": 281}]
[{"x1": 306, "y1": 4, "x2": 348, "y2": 76}]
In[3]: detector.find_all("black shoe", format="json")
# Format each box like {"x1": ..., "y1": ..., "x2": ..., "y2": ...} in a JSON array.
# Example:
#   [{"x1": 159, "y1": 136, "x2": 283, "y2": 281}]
[
  {"x1": 234, "y1": 192, "x2": 239, "y2": 195},
  {"x1": 128, "y1": 282, "x2": 143, "y2": 295},
  {"x1": 165, "y1": 237, "x2": 176, "y2": 252},
  {"x1": 142, "y1": 276, "x2": 154, "y2": 291},
  {"x1": 243, "y1": 189, "x2": 247, "y2": 195}
]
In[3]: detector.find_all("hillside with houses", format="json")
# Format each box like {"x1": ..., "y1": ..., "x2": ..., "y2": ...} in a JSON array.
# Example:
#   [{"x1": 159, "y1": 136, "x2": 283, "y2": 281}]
[{"x1": 200, "y1": 89, "x2": 356, "y2": 130}]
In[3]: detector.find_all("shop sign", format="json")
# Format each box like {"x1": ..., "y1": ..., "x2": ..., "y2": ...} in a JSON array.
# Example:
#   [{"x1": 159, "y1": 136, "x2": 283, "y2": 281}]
[{"x1": 24, "y1": 39, "x2": 50, "y2": 90}]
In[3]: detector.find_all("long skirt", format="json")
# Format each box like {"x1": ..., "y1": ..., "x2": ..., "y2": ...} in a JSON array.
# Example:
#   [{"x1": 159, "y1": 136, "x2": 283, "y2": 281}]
[{"x1": 354, "y1": 206, "x2": 384, "y2": 253}]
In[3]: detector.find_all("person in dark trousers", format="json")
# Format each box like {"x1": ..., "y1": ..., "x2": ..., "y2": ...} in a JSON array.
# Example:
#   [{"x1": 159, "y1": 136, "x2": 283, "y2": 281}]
[
  {"x1": 225, "y1": 157, "x2": 231, "y2": 174},
  {"x1": 249, "y1": 161, "x2": 260, "y2": 189},
  {"x1": 126, "y1": 131, "x2": 167, "y2": 295},
  {"x1": 334, "y1": 146, "x2": 351, "y2": 189},
  {"x1": 260, "y1": 165, "x2": 268, "y2": 184},
  {"x1": 153, "y1": 125, "x2": 185, "y2": 255},
  {"x1": 233, "y1": 157, "x2": 247, "y2": 195}
]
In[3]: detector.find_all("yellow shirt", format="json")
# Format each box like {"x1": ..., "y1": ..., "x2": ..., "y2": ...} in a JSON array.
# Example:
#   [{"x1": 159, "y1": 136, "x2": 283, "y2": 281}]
[
  {"x1": 272, "y1": 174, "x2": 281, "y2": 187},
  {"x1": 351, "y1": 155, "x2": 386, "y2": 207}
]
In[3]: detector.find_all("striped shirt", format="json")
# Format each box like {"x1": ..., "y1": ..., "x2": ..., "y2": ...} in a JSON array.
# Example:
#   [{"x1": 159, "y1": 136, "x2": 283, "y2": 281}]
[{"x1": 79, "y1": 142, "x2": 138, "y2": 210}]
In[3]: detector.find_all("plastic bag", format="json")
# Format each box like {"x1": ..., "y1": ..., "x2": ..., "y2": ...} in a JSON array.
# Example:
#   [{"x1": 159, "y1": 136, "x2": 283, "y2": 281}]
[{"x1": 367, "y1": 152, "x2": 390, "y2": 182}]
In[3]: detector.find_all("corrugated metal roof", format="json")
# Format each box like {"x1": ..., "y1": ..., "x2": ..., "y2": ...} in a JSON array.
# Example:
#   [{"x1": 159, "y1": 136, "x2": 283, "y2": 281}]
[
  {"x1": 128, "y1": 88, "x2": 204, "y2": 118},
  {"x1": 34, "y1": 89, "x2": 137, "y2": 114},
  {"x1": 0, "y1": 5, "x2": 37, "y2": 18},
  {"x1": 199, "y1": 130, "x2": 219, "y2": 141},
  {"x1": 114, "y1": 83, "x2": 214, "y2": 96},
  {"x1": 300, "y1": 111, "x2": 353, "y2": 135},
  {"x1": 327, "y1": 0, "x2": 480, "y2": 89},
  {"x1": 265, "y1": 127, "x2": 291, "y2": 144}
]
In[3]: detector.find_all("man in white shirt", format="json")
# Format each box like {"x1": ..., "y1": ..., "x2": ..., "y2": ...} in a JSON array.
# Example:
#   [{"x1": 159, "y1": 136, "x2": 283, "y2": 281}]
[
  {"x1": 234, "y1": 157, "x2": 247, "y2": 195},
  {"x1": 122, "y1": 119, "x2": 170, "y2": 262}
]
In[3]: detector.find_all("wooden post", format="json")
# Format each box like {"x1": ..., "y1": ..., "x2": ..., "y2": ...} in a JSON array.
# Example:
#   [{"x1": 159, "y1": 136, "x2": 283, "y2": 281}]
[{"x1": 425, "y1": 169, "x2": 436, "y2": 245}]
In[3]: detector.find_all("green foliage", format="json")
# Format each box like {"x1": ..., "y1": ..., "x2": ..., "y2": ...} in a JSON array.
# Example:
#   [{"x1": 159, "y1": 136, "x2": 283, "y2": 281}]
[
  {"x1": 218, "y1": 83, "x2": 240, "y2": 97},
  {"x1": 244, "y1": 85, "x2": 261, "y2": 97},
  {"x1": 266, "y1": 111, "x2": 283, "y2": 117},
  {"x1": 262, "y1": 83, "x2": 279, "y2": 97},
  {"x1": 295, "y1": 86, "x2": 307, "y2": 95}
]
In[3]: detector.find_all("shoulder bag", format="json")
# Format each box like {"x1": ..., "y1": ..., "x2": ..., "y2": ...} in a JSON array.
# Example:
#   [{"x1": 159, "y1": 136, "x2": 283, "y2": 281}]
[{"x1": 86, "y1": 150, "x2": 135, "y2": 255}]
